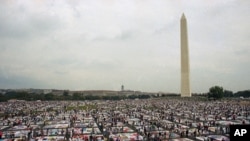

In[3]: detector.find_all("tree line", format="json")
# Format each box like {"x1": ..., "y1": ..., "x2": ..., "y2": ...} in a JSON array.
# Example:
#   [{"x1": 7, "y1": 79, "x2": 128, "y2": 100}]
[
  {"x1": 0, "y1": 91, "x2": 151, "y2": 102},
  {"x1": 0, "y1": 86, "x2": 249, "y2": 102},
  {"x1": 207, "y1": 86, "x2": 250, "y2": 100}
]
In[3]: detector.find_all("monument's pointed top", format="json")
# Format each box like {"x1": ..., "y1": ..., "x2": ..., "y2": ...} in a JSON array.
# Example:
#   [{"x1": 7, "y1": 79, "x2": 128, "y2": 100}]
[{"x1": 181, "y1": 13, "x2": 186, "y2": 19}]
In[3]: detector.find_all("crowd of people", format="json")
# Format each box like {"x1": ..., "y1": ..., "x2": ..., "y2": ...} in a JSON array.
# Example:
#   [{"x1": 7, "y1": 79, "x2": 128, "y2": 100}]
[{"x1": 0, "y1": 98, "x2": 249, "y2": 141}]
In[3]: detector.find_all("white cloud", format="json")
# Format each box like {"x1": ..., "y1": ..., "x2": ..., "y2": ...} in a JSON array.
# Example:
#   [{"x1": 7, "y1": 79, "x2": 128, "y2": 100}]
[{"x1": 0, "y1": 0, "x2": 249, "y2": 93}]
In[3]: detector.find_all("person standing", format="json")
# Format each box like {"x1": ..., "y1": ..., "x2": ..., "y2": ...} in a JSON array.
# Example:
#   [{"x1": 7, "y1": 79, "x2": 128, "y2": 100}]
[
  {"x1": 186, "y1": 129, "x2": 189, "y2": 137},
  {"x1": 65, "y1": 130, "x2": 70, "y2": 141},
  {"x1": 193, "y1": 130, "x2": 196, "y2": 137},
  {"x1": 0, "y1": 130, "x2": 2, "y2": 139},
  {"x1": 89, "y1": 134, "x2": 93, "y2": 141}
]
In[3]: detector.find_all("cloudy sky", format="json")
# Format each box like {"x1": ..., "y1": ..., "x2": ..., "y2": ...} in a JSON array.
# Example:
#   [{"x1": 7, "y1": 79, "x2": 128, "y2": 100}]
[{"x1": 0, "y1": 0, "x2": 249, "y2": 93}]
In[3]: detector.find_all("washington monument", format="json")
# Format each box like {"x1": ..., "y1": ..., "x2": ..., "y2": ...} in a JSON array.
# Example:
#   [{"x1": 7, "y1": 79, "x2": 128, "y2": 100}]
[{"x1": 180, "y1": 13, "x2": 191, "y2": 97}]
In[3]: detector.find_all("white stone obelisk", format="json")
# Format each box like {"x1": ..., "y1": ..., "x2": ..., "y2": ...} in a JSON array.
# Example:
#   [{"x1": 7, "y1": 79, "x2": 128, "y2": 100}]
[{"x1": 180, "y1": 13, "x2": 191, "y2": 97}]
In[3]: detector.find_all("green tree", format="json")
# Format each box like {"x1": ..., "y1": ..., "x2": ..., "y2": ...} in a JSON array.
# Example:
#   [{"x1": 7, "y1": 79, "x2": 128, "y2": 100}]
[
  {"x1": 224, "y1": 90, "x2": 233, "y2": 97},
  {"x1": 208, "y1": 86, "x2": 224, "y2": 100},
  {"x1": 45, "y1": 93, "x2": 55, "y2": 100},
  {"x1": 234, "y1": 90, "x2": 250, "y2": 98},
  {"x1": 73, "y1": 93, "x2": 82, "y2": 100},
  {"x1": 0, "y1": 94, "x2": 7, "y2": 102},
  {"x1": 128, "y1": 94, "x2": 138, "y2": 99},
  {"x1": 63, "y1": 91, "x2": 69, "y2": 96}
]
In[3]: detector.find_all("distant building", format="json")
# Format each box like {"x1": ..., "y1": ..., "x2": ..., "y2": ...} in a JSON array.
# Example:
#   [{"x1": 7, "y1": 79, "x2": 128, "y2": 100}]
[
  {"x1": 43, "y1": 89, "x2": 52, "y2": 94},
  {"x1": 121, "y1": 85, "x2": 124, "y2": 91},
  {"x1": 29, "y1": 89, "x2": 43, "y2": 94},
  {"x1": 51, "y1": 90, "x2": 65, "y2": 96},
  {"x1": 68, "y1": 90, "x2": 119, "y2": 96},
  {"x1": 0, "y1": 89, "x2": 6, "y2": 94},
  {"x1": 8, "y1": 99, "x2": 26, "y2": 102}
]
